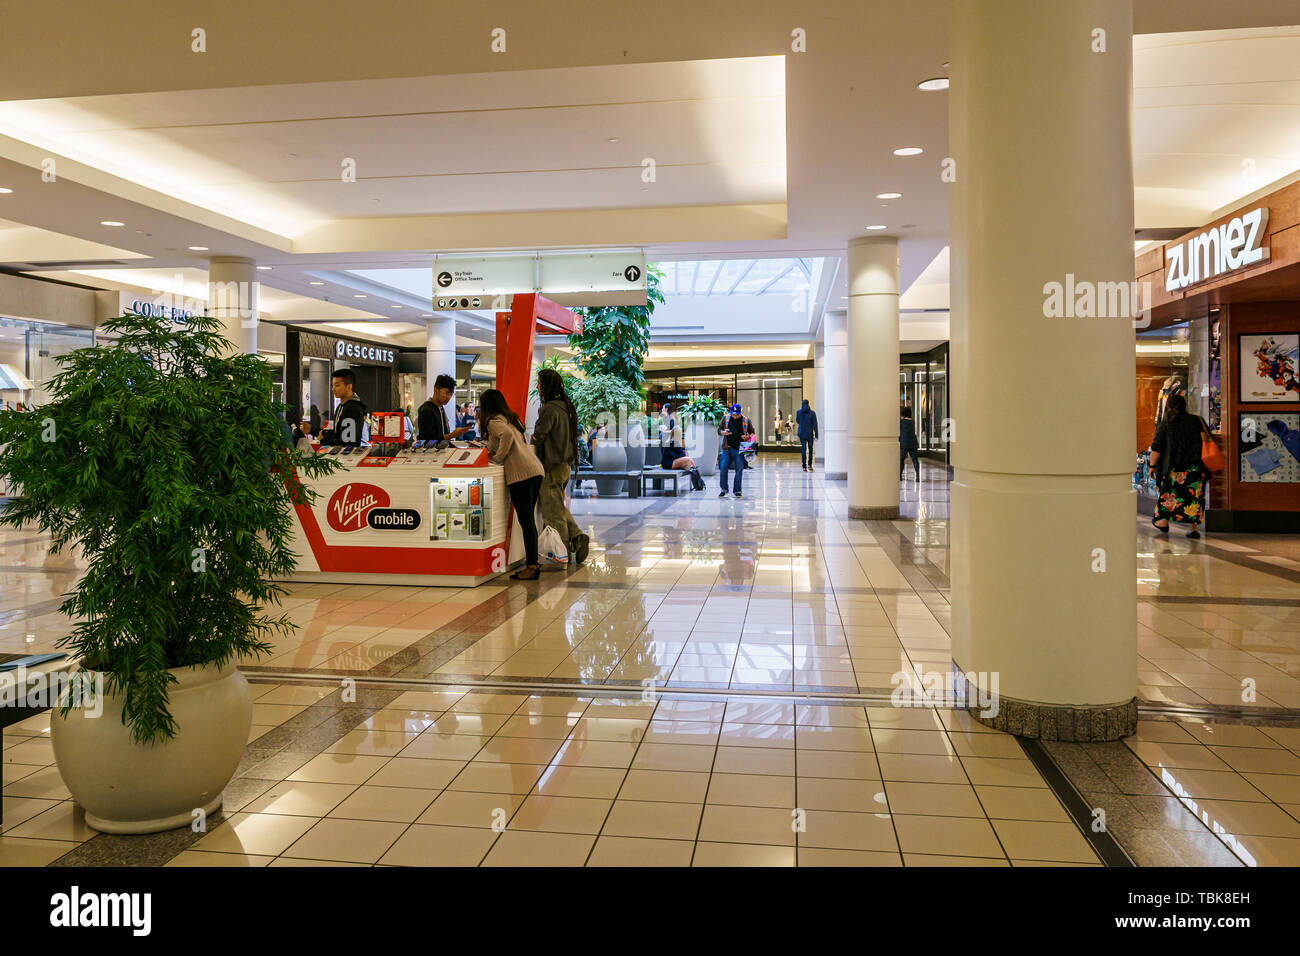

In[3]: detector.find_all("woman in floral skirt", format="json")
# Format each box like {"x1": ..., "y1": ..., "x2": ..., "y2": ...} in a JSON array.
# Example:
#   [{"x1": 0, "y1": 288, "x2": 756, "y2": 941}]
[{"x1": 1149, "y1": 394, "x2": 1206, "y2": 539}]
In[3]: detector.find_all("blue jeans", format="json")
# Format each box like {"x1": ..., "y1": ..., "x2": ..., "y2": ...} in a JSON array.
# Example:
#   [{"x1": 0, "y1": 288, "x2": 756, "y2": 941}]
[
  {"x1": 720, "y1": 448, "x2": 743, "y2": 493},
  {"x1": 800, "y1": 439, "x2": 814, "y2": 467}
]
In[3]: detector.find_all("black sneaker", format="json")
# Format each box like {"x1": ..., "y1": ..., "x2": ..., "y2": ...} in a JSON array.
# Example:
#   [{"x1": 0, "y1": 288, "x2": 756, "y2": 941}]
[
  {"x1": 1187, "y1": 530, "x2": 1200, "y2": 539},
  {"x1": 571, "y1": 533, "x2": 590, "y2": 564},
  {"x1": 734, "y1": 492, "x2": 743, "y2": 499},
  {"x1": 718, "y1": 491, "x2": 728, "y2": 498}
]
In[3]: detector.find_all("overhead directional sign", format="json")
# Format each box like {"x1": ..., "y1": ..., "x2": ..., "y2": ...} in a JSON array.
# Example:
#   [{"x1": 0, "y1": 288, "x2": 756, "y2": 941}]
[{"x1": 431, "y1": 253, "x2": 646, "y2": 310}]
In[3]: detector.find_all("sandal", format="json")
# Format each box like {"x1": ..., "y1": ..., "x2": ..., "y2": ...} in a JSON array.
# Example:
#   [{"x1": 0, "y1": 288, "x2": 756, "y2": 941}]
[{"x1": 510, "y1": 565, "x2": 541, "y2": 581}]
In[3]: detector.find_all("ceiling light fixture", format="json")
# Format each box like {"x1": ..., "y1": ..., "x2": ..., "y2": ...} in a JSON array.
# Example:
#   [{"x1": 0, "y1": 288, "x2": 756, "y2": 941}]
[
  {"x1": 893, "y1": 147, "x2": 923, "y2": 156},
  {"x1": 100, "y1": 220, "x2": 125, "y2": 227},
  {"x1": 918, "y1": 77, "x2": 949, "y2": 91},
  {"x1": 607, "y1": 137, "x2": 619, "y2": 143},
  {"x1": 257, "y1": 265, "x2": 272, "y2": 271},
  {"x1": 0, "y1": 187, "x2": 12, "y2": 194},
  {"x1": 309, "y1": 281, "x2": 325, "y2": 286},
  {"x1": 188, "y1": 245, "x2": 208, "y2": 251},
  {"x1": 353, "y1": 294, "x2": 367, "y2": 298},
  {"x1": 866, "y1": 224, "x2": 887, "y2": 231},
  {"x1": 876, "y1": 192, "x2": 902, "y2": 200}
]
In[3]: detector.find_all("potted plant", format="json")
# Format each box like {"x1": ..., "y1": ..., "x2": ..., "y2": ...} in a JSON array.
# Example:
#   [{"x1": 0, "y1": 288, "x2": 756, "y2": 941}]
[
  {"x1": 681, "y1": 395, "x2": 727, "y2": 476},
  {"x1": 570, "y1": 373, "x2": 643, "y2": 495},
  {"x1": 0, "y1": 311, "x2": 338, "y2": 833}
]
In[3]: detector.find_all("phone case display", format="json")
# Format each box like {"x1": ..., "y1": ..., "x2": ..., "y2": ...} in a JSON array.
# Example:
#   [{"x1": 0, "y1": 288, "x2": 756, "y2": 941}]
[
  {"x1": 1239, "y1": 333, "x2": 1300, "y2": 402},
  {"x1": 1239, "y1": 412, "x2": 1300, "y2": 483},
  {"x1": 430, "y1": 476, "x2": 492, "y2": 540}
]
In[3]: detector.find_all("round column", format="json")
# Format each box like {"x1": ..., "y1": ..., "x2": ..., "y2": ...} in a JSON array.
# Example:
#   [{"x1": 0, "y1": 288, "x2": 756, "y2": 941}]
[
  {"x1": 425, "y1": 315, "x2": 456, "y2": 395},
  {"x1": 950, "y1": 0, "x2": 1137, "y2": 739},
  {"x1": 822, "y1": 310, "x2": 848, "y2": 480},
  {"x1": 207, "y1": 257, "x2": 258, "y2": 355},
  {"x1": 846, "y1": 236, "x2": 900, "y2": 519}
]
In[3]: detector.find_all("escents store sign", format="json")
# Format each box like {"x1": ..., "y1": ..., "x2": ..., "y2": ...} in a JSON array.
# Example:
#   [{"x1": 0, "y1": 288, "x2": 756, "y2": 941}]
[
  {"x1": 1165, "y1": 207, "x2": 1270, "y2": 293},
  {"x1": 335, "y1": 340, "x2": 395, "y2": 364}
]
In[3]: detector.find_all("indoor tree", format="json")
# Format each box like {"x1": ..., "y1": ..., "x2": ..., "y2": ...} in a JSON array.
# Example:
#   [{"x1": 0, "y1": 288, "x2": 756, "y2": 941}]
[
  {"x1": 567, "y1": 264, "x2": 664, "y2": 389},
  {"x1": 0, "y1": 312, "x2": 340, "y2": 743}
]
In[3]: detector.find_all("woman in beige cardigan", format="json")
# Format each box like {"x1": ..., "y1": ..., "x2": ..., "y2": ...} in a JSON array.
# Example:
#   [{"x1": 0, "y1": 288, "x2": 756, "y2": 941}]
[{"x1": 479, "y1": 389, "x2": 545, "y2": 580}]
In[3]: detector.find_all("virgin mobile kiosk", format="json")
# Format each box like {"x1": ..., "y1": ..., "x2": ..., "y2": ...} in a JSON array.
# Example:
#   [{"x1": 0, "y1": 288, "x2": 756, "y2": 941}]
[{"x1": 281, "y1": 295, "x2": 581, "y2": 586}]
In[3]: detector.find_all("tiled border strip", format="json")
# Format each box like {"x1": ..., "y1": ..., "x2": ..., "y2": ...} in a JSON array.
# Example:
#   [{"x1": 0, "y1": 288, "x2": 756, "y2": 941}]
[{"x1": 1017, "y1": 738, "x2": 1133, "y2": 867}]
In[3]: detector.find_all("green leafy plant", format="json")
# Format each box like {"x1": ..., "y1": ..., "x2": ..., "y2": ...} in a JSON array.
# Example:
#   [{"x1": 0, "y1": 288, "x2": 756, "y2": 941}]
[
  {"x1": 681, "y1": 395, "x2": 727, "y2": 425},
  {"x1": 0, "y1": 312, "x2": 340, "y2": 744},
  {"x1": 568, "y1": 373, "x2": 643, "y2": 433},
  {"x1": 567, "y1": 265, "x2": 664, "y2": 389}
]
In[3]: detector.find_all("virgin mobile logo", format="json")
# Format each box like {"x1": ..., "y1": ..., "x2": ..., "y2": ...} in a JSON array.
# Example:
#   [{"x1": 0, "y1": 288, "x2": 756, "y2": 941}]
[{"x1": 326, "y1": 483, "x2": 390, "y2": 533}]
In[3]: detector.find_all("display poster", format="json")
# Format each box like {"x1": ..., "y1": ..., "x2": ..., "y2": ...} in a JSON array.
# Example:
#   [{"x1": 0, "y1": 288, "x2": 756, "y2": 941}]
[
  {"x1": 1239, "y1": 333, "x2": 1299, "y2": 402},
  {"x1": 1239, "y1": 412, "x2": 1300, "y2": 483}
]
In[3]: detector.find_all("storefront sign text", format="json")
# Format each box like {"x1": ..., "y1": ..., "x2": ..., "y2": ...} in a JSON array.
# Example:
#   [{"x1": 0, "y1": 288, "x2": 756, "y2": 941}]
[{"x1": 1165, "y1": 207, "x2": 1270, "y2": 293}]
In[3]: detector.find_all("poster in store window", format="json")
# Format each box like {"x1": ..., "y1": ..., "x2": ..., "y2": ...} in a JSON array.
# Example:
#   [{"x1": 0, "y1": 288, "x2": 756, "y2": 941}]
[
  {"x1": 1239, "y1": 412, "x2": 1300, "y2": 483},
  {"x1": 1238, "y1": 333, "x2": 1299, "y2": 403}
]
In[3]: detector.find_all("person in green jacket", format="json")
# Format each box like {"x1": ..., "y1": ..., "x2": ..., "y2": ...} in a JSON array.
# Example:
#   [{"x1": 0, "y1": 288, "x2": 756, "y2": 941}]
[{"x1": 531, "y1": 369, "x2": 590, "y2": 564}]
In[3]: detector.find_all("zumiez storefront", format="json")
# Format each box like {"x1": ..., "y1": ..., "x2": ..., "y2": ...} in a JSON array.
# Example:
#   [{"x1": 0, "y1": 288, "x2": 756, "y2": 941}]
[{"x1": 1135, "y1": 177, "x2": 1300, "y2": 532}]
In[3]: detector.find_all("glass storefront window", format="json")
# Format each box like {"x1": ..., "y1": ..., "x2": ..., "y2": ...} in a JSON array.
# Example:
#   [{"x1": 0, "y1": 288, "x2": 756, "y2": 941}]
[{"x1": 0, "y1": 317, "x2": 95, "y2": 409}]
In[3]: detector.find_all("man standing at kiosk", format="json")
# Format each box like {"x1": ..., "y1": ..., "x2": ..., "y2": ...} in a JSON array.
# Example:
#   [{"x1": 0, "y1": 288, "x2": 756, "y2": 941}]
[
  {"x1": 320, "y1": 369, "x2": 367, "y2": 446},
  {"x1": 418, "y1": 373, "x2": 470, "y2": 443}
]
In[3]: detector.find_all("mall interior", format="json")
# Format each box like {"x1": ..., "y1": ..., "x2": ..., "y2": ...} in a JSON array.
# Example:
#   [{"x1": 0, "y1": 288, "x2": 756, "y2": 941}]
[{"x1": 1, "y1": 0, "x2": 1299, "y2": 876}]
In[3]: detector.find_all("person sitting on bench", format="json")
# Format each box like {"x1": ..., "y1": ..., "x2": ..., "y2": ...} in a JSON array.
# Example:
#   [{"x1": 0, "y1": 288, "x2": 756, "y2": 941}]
[{"x1": 658, "y1": 404, "x2": 704, "y2": 491}]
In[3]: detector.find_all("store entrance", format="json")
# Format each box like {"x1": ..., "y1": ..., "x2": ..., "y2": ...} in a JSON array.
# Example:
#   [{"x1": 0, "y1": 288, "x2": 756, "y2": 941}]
[{"x1": 347, "y1": 365, "x2": 393, "y2": 413}]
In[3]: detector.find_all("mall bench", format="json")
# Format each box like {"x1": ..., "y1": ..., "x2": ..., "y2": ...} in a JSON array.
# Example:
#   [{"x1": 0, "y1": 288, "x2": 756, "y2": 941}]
[
  {"x1": 571, "y1": 468, "x2": 642, "y2": 498},
  {"x1": 641, "y1": 468, "x2": 687, "y2": 496},
  {"x1": 0, "y1": 653, "x2": 70, "y2": 825}
]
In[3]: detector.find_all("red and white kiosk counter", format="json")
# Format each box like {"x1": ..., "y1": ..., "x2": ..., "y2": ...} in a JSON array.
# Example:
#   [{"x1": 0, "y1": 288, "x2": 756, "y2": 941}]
[{"x1": 281, "y1": 294, "x2": 582, "y2": 587}]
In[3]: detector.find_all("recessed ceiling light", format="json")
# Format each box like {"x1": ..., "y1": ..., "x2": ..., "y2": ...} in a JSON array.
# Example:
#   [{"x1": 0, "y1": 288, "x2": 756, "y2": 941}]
[
  {"x1": 0, "y1": 187, "x2": 12, "y2": 194},
  {"x1": 421, "y1": 314, "x2": 433, "y2": 318},
  {"x1": 866, "y1": 224, "x2": 887, "y2": 230},
  {"x1": 353, "y1": 294, "x2": 367, "y2": 298},
  {"x1": 893, "y1": 147, "x2": 923, "y2": 156},
  {"x1": 918, "y1": 77, "x2": 949, "y2": 91},
  {"x1": 257, "y1": 265, "x2": 272, "y2": 271},
  {"x1": 100, "y1": 220, "x2": 125, "y2": 227},
  {"x1": 391, "y1": 305, "x2": 401, "y2": 309},
  {"x1": 607, "y1": 137, "x2": 619, "y2": 143},
  {"x1": 188, "y1": 245, "x2": 209, "y2": 251},
  {"x1": 876, "y1": 192, "x2": 902, "y2": 200},
  {"x1": 309, "y1": 281, "x2": 325, "y2": 286}
]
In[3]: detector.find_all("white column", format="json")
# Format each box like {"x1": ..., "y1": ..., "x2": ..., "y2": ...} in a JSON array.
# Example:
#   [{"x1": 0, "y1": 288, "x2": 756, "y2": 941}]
[
  {"x1": 822, "y1": 310, "x2": 848, "y2": 479},
  {"x1": 207, "y1": 257, "x2": 258, "y2": 355},
  {"x1": 425, "y1": 315, "x2": 456, "y2": 397},
  {"x1": 950, "y1": 0, "x2": 1137, "y2": 737},
  {"x1": 846, "y1": 236, "x2": 900, "y2": 519},
  {"x1": 813, "y1": 343, "x2": 825, "y2": 462}
]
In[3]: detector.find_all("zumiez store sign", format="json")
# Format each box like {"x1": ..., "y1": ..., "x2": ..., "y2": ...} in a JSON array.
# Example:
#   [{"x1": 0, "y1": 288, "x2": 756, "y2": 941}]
[{"x1": 1165, "y1": 208, "x2": 1270, "y2": 293}]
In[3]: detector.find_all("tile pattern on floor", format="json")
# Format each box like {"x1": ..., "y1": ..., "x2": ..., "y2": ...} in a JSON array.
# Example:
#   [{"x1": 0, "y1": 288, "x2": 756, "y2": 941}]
[{"x1": 3, "y1": 682, "x2": 1103, "y2": 867}]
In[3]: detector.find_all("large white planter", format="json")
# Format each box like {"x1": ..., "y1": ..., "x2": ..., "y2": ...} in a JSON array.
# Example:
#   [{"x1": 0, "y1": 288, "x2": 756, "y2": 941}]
[
  {"x1": 686, "y1": 421, "x2": 720, "y2": 476},
  {"x1": 592, "y1": 440, "x2": 628, "y2": 495},
  {"x1": 51, "y1": 660, "x2": 253, "y2": 834}
]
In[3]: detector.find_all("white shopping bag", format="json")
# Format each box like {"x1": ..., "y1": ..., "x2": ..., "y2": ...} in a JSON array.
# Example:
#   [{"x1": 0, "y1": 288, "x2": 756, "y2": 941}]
[{"x1": 539, "y1": 524, "x2": 569, "y2": 567}]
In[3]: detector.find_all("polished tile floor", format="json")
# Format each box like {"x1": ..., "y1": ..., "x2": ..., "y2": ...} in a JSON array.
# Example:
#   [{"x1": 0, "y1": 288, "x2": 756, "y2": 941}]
[
  {"x1": 2, "y1": 683, "x2": 1101, "y2": 867},
  {"x1": 4, "y1": 454, "x2": 1300, "y2": 866}
]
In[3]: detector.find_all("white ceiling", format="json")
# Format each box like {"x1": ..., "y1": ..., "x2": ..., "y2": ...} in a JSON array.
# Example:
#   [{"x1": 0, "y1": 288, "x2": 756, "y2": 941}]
[{"x1": 0, "y1": 6, "x2": 1297, "y2": 361}]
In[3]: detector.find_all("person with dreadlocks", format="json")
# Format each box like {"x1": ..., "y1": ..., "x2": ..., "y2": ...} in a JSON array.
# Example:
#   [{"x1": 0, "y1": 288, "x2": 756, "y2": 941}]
[{"x1": 531, "y1": 367, "x2": 590, "y2": 564}]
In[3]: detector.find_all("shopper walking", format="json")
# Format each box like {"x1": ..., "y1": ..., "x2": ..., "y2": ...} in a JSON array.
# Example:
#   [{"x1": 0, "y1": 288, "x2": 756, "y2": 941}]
[
  {"x1": 480, "y1": 389, "x2": 546, "y2": 579},
  {"x1": 1149, "y1": 393, "x2": 1207, "y2": 538},
  {"x1": 718, "y1": 403, "x2": 749, "y2": 498},
  {"x1": 532, "y1": 368, "x2": 590, "y2": 564},
  {"x1": 796, "y1": 399, "x2": 818, "y2": 471},
  {"x1": 900, "y1": 406, "x2": 921, "y2": 483}
]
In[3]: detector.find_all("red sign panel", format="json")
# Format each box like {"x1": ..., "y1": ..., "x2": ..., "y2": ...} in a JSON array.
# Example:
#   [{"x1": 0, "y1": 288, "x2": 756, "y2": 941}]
[{"x1": 325, "y1": 483, "x2": 390, "y2": 533}]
